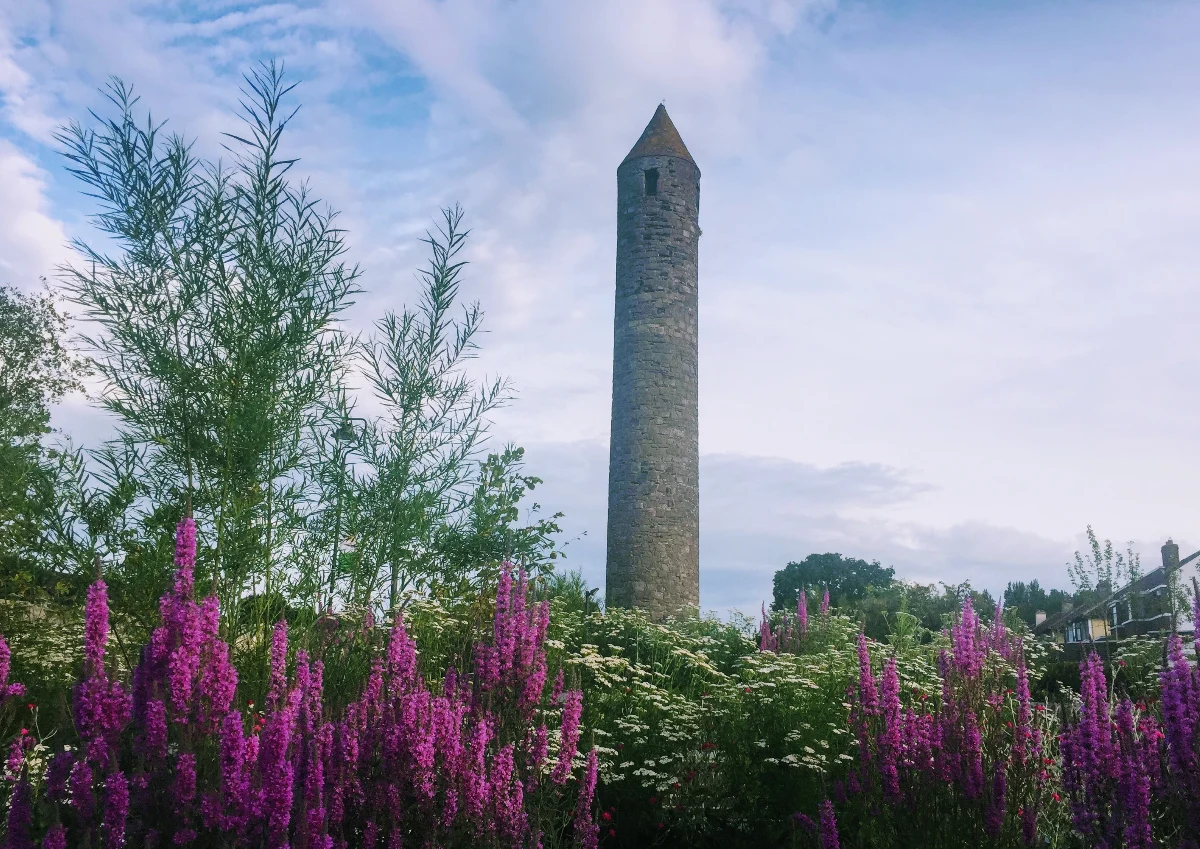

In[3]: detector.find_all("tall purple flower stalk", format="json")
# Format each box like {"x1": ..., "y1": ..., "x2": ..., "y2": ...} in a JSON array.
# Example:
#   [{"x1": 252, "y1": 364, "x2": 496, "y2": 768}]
[
  {"x1": 878, "y1": 657, "x2": 901, "y2": 801},
  {"x1": 1160, "y1": 634, "x2": 1196, "y2": 776},
  {"x1": 950, "y1": 596, "x2": 985, "y2": 678},
  {"x1": 844, "y1": 596, "x2": 1052, "y2": 845},
  {"x1": 5, "y1": 775, "x2": 33, "y2": 849},
  {"x1": 75, "y1": 579, "x2": 131, "y2": 772},
  {"x1": 856, "y1": 633, "x2": 878, "y2": 716},
  {"x1": 759, "y1": 604, "x2": 778, "y2": 653},
  {"x1": 984, "y1": 761, "x2": 1006, "y2": 837},
  {"x1": 0, "y1": 635, "x2": 25, "y2": 701},
  {"x1": 1059, "y1": 650, "x2": 1172, "y2": 845},
  {"x1": 574, "y1": 749, "x2": 600, "y2": 849},
  {"x1": 102, "y1": 771, "x2": 130, "y2": 849},
  {"x1": 0, "y1": 536, "x2": 596, "y2": 846},
  {"x1": 818, "y1": 799, "x2": 839, "y2": 849},
  {"x1": 553, "y1": 689, "x2": 584, "y2": 784},
  {"x1": 1115, "y1": 698, "x2": 1152, "y2": 849}
]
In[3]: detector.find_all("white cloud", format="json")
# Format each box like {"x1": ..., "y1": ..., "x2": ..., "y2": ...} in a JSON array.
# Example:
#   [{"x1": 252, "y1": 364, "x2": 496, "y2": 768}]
[{"x1": 0, "y1": 140, "x2": 68, "y2": 286}]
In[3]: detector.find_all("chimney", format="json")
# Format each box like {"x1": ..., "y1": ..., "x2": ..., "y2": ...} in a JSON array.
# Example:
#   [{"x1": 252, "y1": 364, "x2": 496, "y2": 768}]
[
  {"x1": 1035, "y1": 610, "x2": 1047, "y2": 626},
  {"x1": 1062, "y1": 601, "x2": 1074, "y2": 613},
  {"x1": 1162, "y1": 538, "x2": 1180, "y2": 575}
]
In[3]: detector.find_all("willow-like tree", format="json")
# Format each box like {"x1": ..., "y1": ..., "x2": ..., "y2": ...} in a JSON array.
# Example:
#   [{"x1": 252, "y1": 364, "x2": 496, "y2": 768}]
[
  {"x1": 50, "y1": 62, "x2": 563, "y2": 656},
  {"x1": 57, "y1": 62, "x2": 357, "y2": 635}
]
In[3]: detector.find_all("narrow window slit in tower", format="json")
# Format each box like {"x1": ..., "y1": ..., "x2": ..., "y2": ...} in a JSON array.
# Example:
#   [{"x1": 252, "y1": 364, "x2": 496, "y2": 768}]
[{"x1": 644, "y1": 168, "x2": 659, "y2": 196}]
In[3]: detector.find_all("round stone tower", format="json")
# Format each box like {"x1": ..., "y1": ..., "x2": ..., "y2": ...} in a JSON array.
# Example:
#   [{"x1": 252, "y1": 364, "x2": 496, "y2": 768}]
[{"x1": 605, "y1": 104, "x2": 701, "y2": 619}]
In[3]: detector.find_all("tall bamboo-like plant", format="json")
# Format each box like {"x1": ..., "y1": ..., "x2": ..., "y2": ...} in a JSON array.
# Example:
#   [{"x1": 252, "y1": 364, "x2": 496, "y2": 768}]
[
  {"x1": 351, "y1": 207, "x2": 510, "y2": 611},
  {"x1": 56, "y1": 62, "x2": 358, "y2": 645}
]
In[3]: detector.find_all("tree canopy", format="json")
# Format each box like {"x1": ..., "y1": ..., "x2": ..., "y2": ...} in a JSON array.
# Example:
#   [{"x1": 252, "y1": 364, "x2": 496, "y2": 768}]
[
  {"x1": 1003, "y1": 579, "x2": 1071, "y2": 628},
  {"x1": 771, "y1": 552, "x2": 895, "y2": 612},
  {"x1": 0, "y1": 285, "x2": 87, "y2": 587}
]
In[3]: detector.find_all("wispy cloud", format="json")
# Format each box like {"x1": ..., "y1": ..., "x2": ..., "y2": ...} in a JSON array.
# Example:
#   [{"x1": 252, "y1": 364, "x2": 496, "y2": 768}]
[{"x1": 0, "y1": 139, "x2": 68, "y2": 283}]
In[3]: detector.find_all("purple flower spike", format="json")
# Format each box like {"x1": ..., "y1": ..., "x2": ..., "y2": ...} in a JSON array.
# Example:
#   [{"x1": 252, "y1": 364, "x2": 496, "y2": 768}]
[
  {"x1": 0, "y1": 634, "x2": 26, "y2": 701},
  {"x1": 43, "y1": 824, "x2": 67, "y2": 849},
  {"x1": 102, "y1": 771, "x2": 130, "y2": 849},
  {"x1": 574, "y1": 748, "x2": 600, "y2": 849},
  {"x1": 5, "y1": 775, "x2": 33, "y2": 849},
  {"x1": 552, "y1": 690, "x2": 584, "y2": 784},
  {"x1": 818, "y1": 799, "x2": 840, "y2": 849}
]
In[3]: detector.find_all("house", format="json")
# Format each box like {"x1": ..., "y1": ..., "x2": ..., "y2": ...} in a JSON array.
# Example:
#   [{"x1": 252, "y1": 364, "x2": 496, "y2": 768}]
[
  {"x1": 1033, "y1": 539, "x2": 1197, "y2": 650},
  {"x1": 1034, "y1": 600, "x2": 1110, "y2": 646}
]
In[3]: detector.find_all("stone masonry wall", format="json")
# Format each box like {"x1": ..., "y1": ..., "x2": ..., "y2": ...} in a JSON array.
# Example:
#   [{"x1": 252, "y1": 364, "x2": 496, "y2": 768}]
[{"x1": 606, "y1": 153, "x2": 701, "y2": 618}]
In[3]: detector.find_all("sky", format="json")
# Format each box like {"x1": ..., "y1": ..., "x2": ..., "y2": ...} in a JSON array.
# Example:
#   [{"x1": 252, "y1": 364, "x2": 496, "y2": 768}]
[{"x1": 3, "y1": 0, "x2": 1200, "y2": 617}]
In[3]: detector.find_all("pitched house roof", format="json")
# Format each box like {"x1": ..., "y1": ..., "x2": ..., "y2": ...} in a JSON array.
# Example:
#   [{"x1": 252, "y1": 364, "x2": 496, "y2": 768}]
[{"x1": 1032, "y1": 564, "x2": 1180, "y2": 636}]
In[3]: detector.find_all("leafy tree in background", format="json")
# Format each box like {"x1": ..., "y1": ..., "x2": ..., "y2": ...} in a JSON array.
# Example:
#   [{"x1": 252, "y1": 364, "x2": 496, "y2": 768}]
[
  {"x1": 771, "y1": 553, "x2": 1003, "y2": 641},
  {"x1": 0, "y1": 284, "x2": 88, "y2": 592},
  {"x1": 1068, "y1": 525, "x2": 1140, "y2": 596},
  {"x1": 432, "y1": 446, "x2": 564, "y2": 593},
  {"x1": 857, "y1": 579, "x2": 996, "y2": 641},
  {"x1": 1003, "y1": 579, "x2": 1071, "y2": 627},
  {"x1": 0, "y1": 284, "x2": 87, "y2": 440},
  {"x1": 771, "y1": 552, "x2": 895, "y2": 613}
]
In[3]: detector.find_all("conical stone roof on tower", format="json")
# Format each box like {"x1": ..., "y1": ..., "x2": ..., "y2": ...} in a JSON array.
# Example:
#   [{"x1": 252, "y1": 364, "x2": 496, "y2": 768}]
[
  {"x1": 620, "y1": 103, "x2": 697, "y2": 168},
  {"x1": 606, "y1": 105, "x2": 701, "y2": 620}
]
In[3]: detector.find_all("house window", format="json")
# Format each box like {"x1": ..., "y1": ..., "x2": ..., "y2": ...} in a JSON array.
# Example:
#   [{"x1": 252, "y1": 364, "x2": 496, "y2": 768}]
[{"x1": 644, "y1": 168, "x2": 659, "y2": 196}]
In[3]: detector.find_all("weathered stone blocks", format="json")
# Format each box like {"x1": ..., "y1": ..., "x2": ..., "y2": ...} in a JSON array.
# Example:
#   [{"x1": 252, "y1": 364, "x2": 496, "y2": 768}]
[{"x1": 606, "y1": 106, "x2": 701, "y2": 620}]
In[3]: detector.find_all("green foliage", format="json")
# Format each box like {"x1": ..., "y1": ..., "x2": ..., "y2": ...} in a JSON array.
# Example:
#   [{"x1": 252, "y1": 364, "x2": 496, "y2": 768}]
[
  {"x1": 31, "y1": 64, "x2": 560, "y2": 672},
  {"x1": 334, "y1": 572, "x2": 871, "y2": 845},
  {"x1": 1111, "y1": 635, "x2": 1170, "y2": 703},
  {"x1": 534, "y1": 567, "x2": 601, "y2": 618},
  {"x1": 772, "y1": 552, "x2": 895, "y2": 612},
  {"x1": 0, "y1": 285, "x2": 88, "y2": 585},
  {"x1": 349, "y1": 205, "x2": 512, "y2": 610},
  {"x1": 0, "y1": 284, "x2": 87, "y2": 441},
  {"x1": 1003, "y1": 579, "x2": 1071, "y2": 627},
  {"x1": 829, "y1": 576, "x2": 996, "y2": 642},
  {"x1": 55, "y1": 64, "x2": 359, "y2": 645},
  {"x1": 1067, "y1": 525, "x2": 1140, "y2": 595},
  {"x1": 433, "y1": 446, "x2": 564, "y2": 591},
  {"x1": 771, "y1": 551, "x2": 1002, "y2": 642}
]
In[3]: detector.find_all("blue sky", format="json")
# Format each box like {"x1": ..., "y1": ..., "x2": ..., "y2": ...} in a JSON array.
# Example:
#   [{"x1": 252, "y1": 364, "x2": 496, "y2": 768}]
[{"x1": 3, "y1": 0, "x2": 1200, "y2": 616}]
